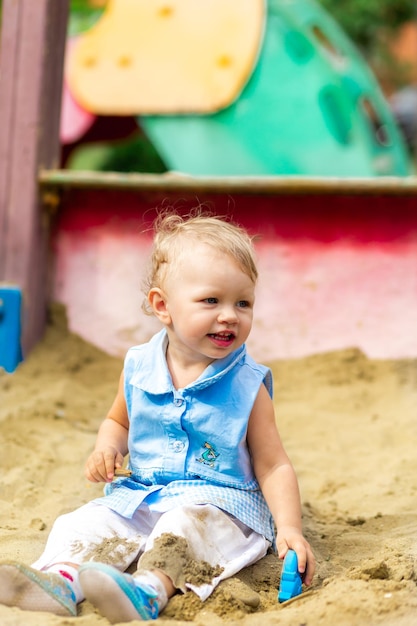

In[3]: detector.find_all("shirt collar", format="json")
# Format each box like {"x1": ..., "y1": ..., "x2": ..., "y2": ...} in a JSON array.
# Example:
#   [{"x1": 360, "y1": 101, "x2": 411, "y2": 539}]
[{"x1": 130, "y1": 328, "x2": 246, "y2": 394}]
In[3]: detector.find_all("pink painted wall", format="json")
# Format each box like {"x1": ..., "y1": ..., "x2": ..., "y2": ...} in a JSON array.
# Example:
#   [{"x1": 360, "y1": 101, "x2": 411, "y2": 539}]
[{"x1": 51, "y1": 190, "x2": 417, "y2": 361}]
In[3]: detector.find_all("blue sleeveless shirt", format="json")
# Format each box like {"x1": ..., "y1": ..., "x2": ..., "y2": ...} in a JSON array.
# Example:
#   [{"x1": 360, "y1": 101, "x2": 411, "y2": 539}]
[{"x1": 95, "y1": 329, "x2": 275, "y2": 543}]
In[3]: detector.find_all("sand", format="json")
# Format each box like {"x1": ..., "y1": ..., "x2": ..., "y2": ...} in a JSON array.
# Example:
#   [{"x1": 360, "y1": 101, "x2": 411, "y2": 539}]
[{"x1": 0, "y1": 304, "x2": 416, "y2": 625}]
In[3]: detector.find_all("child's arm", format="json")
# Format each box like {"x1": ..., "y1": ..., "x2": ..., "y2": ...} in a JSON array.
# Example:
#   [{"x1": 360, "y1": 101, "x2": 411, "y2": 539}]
[
  {"x1": 247, "y1": 383, "x2": 315, "y2": 586},
  {"x1": 85, "y1": 371, "x2": 130, "y2": 483}
]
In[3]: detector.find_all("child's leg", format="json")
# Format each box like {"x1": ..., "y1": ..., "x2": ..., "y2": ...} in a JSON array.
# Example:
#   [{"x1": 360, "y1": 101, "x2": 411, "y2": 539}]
[
  {"x1": 79, "y1": 563, "x2": 166, "y2": 623},
  {"x1": 77, "y1": 501, "x2": 172, "y2": 622},
  {"x1": 0, "y1": 563, "x2": 78, "y2": 617},
  {"x1": 32, "y1": 501, "x2": 152, "y2": 572},
  {"x1": 79, "y1": 504, "x2": 270, "y2": 623},
  {"x1": 0, "y1": 502, "x2": 157, "y2": 617},
  {"x1": 138, "y1": 504, "x2": 271, "y2": 600}
]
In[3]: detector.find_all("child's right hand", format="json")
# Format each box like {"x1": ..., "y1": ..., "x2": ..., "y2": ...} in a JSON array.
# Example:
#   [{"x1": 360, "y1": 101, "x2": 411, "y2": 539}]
[{"x1": 84, "y1": 446, "x2": 125, "y2": 483}]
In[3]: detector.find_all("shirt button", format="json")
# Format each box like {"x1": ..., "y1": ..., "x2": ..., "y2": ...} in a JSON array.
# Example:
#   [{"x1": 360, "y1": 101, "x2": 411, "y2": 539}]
[
  {"x1": 172, "y1": 441, "x2": 184, "y2": 453},
  {"x1": 173, "y1": 398, "x2": 184, "y2": 406}
]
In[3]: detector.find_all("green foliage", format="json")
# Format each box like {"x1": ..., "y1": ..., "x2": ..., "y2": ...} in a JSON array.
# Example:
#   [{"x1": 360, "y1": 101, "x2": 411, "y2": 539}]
[
  {"x1": 67, "y1": 133, "x2": 167, "y2": 174},
  {"x1": 69, "y1": 0, "x2": 104, "y2": 36},
  {"x1": 317, "y1": 0, "x2": 416, "y2": 51},
  {"x1": 317, "y1": 0, "x2": 416, "y2": 89}
]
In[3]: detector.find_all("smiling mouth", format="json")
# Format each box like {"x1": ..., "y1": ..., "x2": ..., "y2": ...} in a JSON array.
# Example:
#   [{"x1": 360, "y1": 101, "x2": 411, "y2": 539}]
[{"x1": 208, "y1": 332, "x2": 236, "y2": 342}]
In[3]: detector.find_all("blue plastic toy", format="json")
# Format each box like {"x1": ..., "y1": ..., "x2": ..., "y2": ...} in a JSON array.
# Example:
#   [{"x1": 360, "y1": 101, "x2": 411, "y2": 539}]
[
  {"x1": 278, "y1": 549, "x2": 303, "y2": 603},
  {"x1": 0, "y1": 286, "x2": 23, "y2": 373}
]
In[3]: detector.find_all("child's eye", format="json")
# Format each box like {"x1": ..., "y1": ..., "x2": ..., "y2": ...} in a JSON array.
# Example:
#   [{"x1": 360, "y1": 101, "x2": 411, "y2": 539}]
[
  {"x1": 237, "y1": 300, "x2": 250, "y2": 308},
  {"x1": 204, "y1": 297, "x2": 218, "y2": 304}
]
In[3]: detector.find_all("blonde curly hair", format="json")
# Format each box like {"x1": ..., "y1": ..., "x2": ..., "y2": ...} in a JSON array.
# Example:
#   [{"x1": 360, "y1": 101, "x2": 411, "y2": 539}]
[{"x1": 142, "y1": 209, "x2": 258, "y2": 315}]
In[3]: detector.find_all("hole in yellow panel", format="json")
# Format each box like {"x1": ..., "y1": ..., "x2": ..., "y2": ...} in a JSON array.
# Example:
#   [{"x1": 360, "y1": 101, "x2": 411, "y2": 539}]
[
  {"x1": 216, "y1": 55, "x2": 233, "y2": 69},
  {"x1": 117, "y1": 55, "x2": 132, "y2": 68},
  {"x1": 158, "y1": 6, "x2": 173, "y2": 18},
  {"x1": 82, "y1": 55, "x2": 97, "y2": 68}
]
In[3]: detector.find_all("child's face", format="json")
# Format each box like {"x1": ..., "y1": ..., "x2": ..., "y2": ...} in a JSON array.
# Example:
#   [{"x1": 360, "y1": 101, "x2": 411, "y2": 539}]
[{"x1": 162, "y1": 242, "x2": 255, "y2": 363}]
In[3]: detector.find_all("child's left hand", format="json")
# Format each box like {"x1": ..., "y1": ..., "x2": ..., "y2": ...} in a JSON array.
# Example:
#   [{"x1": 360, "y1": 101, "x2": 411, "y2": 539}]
[{"x1": 276, "y1": 526, "x2": 315, "y2": 586}]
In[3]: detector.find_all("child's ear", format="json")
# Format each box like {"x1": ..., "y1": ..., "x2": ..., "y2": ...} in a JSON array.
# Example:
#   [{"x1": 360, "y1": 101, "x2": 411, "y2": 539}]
[{"x1": 148, "y1": 288, "x2": 171, "y2": 324}]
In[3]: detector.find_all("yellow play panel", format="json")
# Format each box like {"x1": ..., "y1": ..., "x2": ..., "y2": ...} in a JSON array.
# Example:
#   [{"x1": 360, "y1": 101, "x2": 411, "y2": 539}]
[{"x1": 67, "y1": 0, "x2": 265, "y2": 114}]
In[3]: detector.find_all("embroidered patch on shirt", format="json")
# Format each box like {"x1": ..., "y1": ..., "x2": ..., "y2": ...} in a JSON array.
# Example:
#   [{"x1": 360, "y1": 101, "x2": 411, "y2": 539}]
[{"x1": 196, "y1": 442, "x2": 219, "y2": 467}]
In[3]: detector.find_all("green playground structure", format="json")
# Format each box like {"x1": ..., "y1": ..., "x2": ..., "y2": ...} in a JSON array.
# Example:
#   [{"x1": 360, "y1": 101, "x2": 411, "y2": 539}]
[{"x1": 139, "y1": 0, "x2": 412, "y2": 177}]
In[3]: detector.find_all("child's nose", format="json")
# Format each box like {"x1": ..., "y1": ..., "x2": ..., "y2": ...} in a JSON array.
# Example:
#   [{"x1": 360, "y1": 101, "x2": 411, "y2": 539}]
[{"x1": 217, "y1": 306, "x2": 238, "y2": 323}]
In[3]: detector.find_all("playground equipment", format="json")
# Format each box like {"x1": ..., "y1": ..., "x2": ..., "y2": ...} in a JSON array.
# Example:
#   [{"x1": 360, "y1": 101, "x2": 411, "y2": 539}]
[
  {"x1": 63, "y1": 0, "x2": 412, "y2": 177},
  {"x1": 67, "y1": 0, "x2": 265, "y2": 115}
]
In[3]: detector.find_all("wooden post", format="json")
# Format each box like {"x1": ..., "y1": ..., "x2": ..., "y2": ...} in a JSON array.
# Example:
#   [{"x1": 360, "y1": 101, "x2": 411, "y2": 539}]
[{"x1": 0, "y1": 0, "x2": 69, "y2": 356}]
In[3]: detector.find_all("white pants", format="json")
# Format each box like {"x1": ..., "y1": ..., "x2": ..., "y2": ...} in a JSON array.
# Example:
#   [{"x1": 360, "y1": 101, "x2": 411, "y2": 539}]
[{"x1": 32, "y1": 503, "x2": 270, "y2": 600}]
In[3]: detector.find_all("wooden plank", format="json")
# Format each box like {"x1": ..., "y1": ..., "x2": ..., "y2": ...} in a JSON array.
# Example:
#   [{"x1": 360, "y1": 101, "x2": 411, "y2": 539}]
[
  {"x1": 0, "y1": 0, "x2": 20, "y2": 275},
  {"x1": 39, "y1": 169, "x2": 417, "y2": 196},
  {"x1": 0, "y1": 0, "x2": 69, "y2": 355}
]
